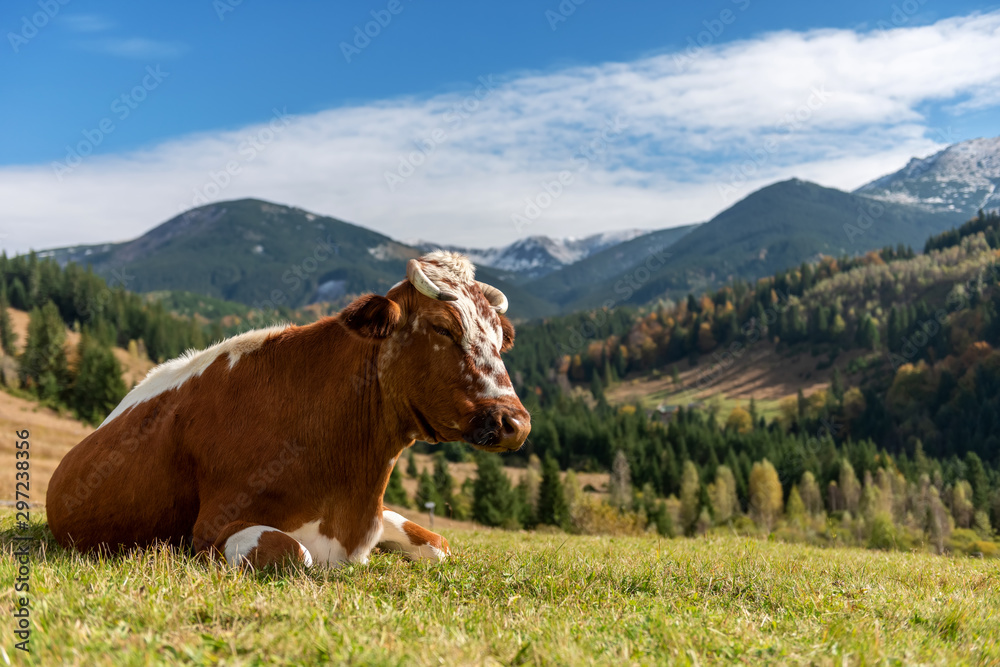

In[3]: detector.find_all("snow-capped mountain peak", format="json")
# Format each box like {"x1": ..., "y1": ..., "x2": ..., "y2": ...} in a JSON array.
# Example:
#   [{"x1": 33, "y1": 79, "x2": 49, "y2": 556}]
[
  {"x1": 412, "y1": 229, "x2": 647, "y2": 279},
  {"x1": 854, "y1": 136, "x2": 1000, "y2": 215}
]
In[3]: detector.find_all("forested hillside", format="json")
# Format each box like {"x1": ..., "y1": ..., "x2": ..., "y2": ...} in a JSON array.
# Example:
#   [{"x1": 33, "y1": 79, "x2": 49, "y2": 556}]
[
  {"x1": 544, "y1": 179, "x2": 962, "y2": 311},
  {"x1": 0, "y1": 252, "x2": 239, "y2": 425},
  {"x1": 484, "y1": 209, "x2": 1000, "y2": 556}
]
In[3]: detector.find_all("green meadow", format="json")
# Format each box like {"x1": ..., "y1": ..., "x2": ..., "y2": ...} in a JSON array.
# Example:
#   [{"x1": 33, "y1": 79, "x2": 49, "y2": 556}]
[{"x1": 2, "y1": 513, "x2": 998, "y2": 666}]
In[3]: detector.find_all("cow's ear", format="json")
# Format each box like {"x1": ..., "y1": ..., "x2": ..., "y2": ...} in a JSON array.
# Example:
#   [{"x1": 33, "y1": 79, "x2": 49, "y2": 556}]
[
  {"x1": 339, "y1": 294, "x2": 402, "y2": 339},
  {"x1": 499, "y1": 314, "x2": 515, "y2": 353}
]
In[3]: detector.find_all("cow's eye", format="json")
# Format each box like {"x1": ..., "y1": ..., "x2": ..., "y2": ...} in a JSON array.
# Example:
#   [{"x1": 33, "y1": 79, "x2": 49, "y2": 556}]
[{"x1": 433, "y1": 325, "x2": 456, "y2": 342}]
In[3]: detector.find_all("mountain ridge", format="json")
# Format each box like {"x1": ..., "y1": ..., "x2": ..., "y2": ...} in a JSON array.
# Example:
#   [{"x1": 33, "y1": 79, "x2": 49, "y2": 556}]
[
  {"x1": 413, "y1": 229, "x2": 648, "y2": 281},
  {"x1": 854, "y1": 136, "x2": 1000, "y2": 216}
]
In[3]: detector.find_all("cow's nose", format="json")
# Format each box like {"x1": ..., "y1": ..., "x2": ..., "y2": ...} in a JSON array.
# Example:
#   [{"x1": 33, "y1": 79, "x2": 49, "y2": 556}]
[
  {"x1": 465, "y1": 405, "x2": 532, "y2": 451},
  {"x1": 497, "y1": 406, "x2": 531, "y2": 451}
]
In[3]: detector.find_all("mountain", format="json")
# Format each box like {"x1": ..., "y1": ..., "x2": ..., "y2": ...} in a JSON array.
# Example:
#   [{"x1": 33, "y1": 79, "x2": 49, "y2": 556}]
[
  {"x1": 414, "y1": 230, "x2": 646, "y2": 282},
  {"x1": 855, "y1": 136, "x2": 1000, "y2": 216},
  {"x1": 525, "y1": 224, "x2": 699, "y2": 306},
  {"x1": 556, "y1": 179, "x2": 965, "y2": 311},
  {"x1": 43, "y1": 138, "x2": 991, "y2": 324},
  {"x1": 41, "y1": 199, "x2": 554, "y2": 321}
]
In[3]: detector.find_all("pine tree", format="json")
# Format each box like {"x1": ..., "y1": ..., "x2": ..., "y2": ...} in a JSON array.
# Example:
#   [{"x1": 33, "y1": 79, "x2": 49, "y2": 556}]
[
  {"x1": 8, "y1": 278, "x2": 28, "y2": 311},
  {"x1": 415, "y1": 470, "x2": 440, "y2": 510},
  {"x1": 406, "y1": 449, "x2": 418, "y2": 478},
  {"x1": 965, "y1": 452, "x2": 989, "y2": 510},
  {"x1": 679, "y1": 460, "x2": 701, "y2": 534},
  {"x1": 432, "y1": 451, "x2": 455, "y2": 515},
  {"x1": 0, "y1": 282, "x2": 16, "y2": 355},
  {"x1": 19, "y1": 301, "x2": 69, "y2": 403},
  {"x1": 830, "y1": 368, "x2": 844, "y2": 401},
  {"x1": 515, "y1": 476, "x2": 537, "y2": 528},
  {"x1": 384, "y1": 463, "x2": 410, "y2": 508},
  {"x1": 70, "y1": 331, "x2": 126, "y2": 425},
  {"x1": 472, "y1": 454, "x2": 516, "y2": 528},
  {"x1": 590, "y1": 373, "x2": 605, "y2": 401},
  {"x1": 536, "y1": 456, "x2": 568, "y2": 528}
]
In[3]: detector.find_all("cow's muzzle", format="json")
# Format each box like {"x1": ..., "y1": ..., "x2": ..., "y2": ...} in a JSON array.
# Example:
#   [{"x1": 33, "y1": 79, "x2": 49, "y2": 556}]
[{"x1": 464, "y1": 405, "x2": 531, "y2": 452}]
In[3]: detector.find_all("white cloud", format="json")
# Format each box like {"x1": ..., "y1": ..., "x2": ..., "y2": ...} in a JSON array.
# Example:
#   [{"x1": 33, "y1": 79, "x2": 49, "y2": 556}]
[{"x1": 3, "y1": 10, "x2": 1000, "y2": 254}]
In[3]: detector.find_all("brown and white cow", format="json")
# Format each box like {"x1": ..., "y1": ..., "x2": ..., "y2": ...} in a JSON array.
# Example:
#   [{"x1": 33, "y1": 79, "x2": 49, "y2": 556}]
[{"x1": 46, "y1": 251, "x2": 531, "y2": 568}]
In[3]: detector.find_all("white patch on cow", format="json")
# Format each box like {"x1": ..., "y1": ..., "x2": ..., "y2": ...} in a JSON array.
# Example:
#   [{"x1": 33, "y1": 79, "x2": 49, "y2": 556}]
[
  {"x1": 420, "y1": 250, "x2": 475, "y2": 283},
  {"x1": 288, "y1": 516, "x2": 384, "y2": 566},
  {"x1": 98, "y1": 324, "x2": 289, "y2": 429},
  {"x1": 357, "y1": 516, "x2": 384, "y2": 562},
  {"x1": 379, "y1": 510, "x2": 447, "y2": 562},
  {"x1": 287, "y1": 520, "x2": 347, "y2": 565},
  {"x1": 224, "y1": 525, "x2": 313, "y2": 567},
  {"x1": 418, "y1": 253, "x2": 515, "y2": 399}
]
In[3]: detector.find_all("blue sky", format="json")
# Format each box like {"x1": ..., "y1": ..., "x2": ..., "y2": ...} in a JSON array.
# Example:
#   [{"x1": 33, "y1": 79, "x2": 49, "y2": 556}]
[{"x1": 2, "y1": 0, "x2": 1000, "y2": 253}]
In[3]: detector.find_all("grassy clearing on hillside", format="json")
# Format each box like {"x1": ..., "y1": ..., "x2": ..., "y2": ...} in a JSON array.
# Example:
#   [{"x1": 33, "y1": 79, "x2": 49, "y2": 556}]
[{"x1": 2, "y1": 512, "x2": 998, "y2": 665}]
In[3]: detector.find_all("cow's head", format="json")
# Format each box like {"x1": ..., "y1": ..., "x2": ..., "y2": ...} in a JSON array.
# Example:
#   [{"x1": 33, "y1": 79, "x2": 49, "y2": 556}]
[{"x1": 339, "y1": 251, "x2": 531, "y2": 452}]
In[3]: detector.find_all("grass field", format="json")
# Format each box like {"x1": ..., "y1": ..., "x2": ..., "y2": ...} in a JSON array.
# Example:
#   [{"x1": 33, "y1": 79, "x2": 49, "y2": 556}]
[{"x1": 2, "y1": 513, "x2": 999, "y2": 665}]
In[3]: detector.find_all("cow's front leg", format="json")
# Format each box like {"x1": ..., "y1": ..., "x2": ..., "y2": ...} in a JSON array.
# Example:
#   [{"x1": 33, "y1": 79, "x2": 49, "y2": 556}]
[
  {"x1": 377, "y1": 508, "x2": 451, "y2": 562},
  {"x1": 206, "y1": 521, "x2": 314, "y2": 569}
]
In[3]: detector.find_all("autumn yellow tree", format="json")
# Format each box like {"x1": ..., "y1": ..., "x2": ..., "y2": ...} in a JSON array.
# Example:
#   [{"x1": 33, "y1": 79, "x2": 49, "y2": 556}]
[
  {"x1": 799, "y1": 471, "x2": 823, "y2": 515},
  {"x1": 748, "y1": 459, "x2": 783, "y2": 531},
  {"x1": 725, "y1": 406, "x2": 753, "y2": 434},
  {"x1": 839, "y1": 459, "x2": 861, "y2": 514},
  {"x1": 709, "y1": 465, "x2": 739, "y2": 523},
  {"x1": 786, "y1": 485, "x2": 806, "y2": 526}
]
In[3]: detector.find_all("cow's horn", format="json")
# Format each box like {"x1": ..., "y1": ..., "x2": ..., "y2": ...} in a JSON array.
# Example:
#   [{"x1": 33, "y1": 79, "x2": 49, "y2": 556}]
[
  {"x1": 476, "y1": 281, "x2": 508, "y2": 314},
  {"x1": 407, "y1": 259, "x2": 458, "y2": 301}
]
